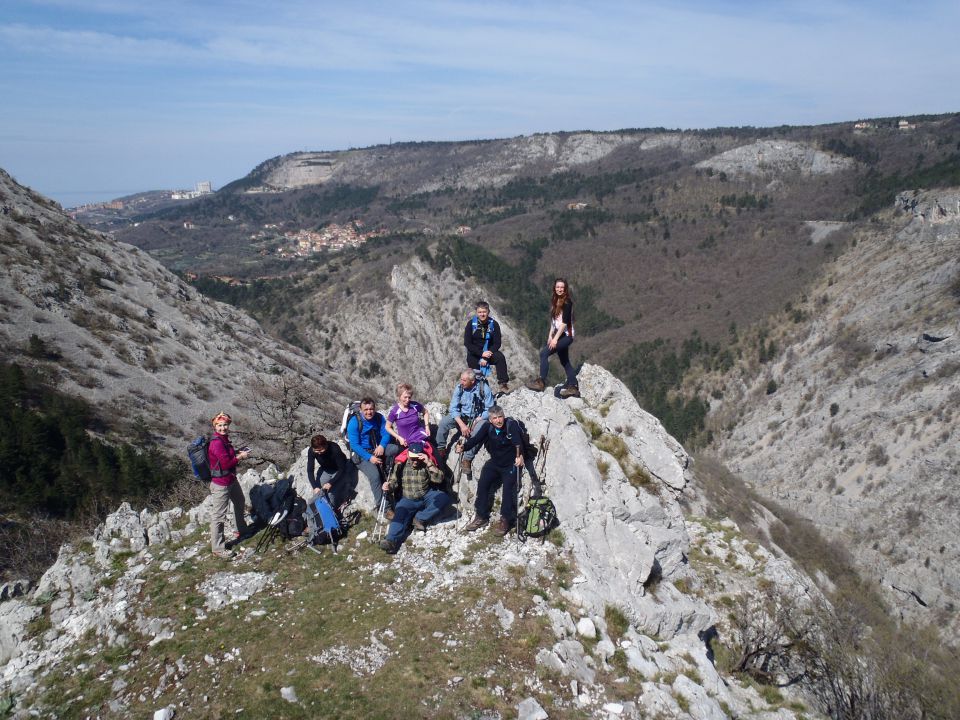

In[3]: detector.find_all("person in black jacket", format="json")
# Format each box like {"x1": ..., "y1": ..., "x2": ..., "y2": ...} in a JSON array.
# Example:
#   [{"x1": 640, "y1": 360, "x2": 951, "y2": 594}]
[
  {"x1": 306, "y1": 434, "x2": 352, "y2": 509},
  {"x1": 457, "y1": 405, "x2": 524, "y2": 536},
  {"x1": 464, "y1": 301, "x2": 512, "y2": 394}
]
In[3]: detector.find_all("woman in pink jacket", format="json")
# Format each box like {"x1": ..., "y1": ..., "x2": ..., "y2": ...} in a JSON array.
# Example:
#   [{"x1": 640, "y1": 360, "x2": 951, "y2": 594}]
[{"x1": 208, "y1": 412, "x2": 250, "y2": 558}]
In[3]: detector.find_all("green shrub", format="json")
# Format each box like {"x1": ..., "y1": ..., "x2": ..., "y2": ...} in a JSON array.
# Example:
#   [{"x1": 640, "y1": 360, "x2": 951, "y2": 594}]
[{"x1": 604, "y1": 605, "x2": 630, "y2": 638}]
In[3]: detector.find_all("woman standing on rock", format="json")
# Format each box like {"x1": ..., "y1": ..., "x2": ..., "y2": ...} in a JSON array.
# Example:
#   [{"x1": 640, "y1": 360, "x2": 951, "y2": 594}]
[
  {"x1": 526, "y1": 278, "x2": 579, "y2": 398},
  {"x1": 208, "y1": 412, "x2": 250, "y2": 559}
]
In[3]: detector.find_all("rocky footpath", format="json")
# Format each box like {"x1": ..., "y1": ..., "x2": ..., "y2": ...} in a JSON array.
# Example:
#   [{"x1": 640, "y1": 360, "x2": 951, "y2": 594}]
[
  {"x1": 1, "y1": 363, "x2": 819, "y2": 718},
  {"x1": 714, "y1": 188, "x2": 960, "y2": 636}
]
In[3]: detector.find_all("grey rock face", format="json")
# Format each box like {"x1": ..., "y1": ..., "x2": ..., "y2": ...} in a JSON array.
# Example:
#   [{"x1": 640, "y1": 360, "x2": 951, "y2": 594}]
[
  {"x1": 517, "y1": 696, "x2": 549, "y2": 720},
  {"x1": 716, "y1": 188, "x2": 960, "y2": 636},
  {"x1": 301, "y1": 258, "x2": 537, "y2": 403},
  {"x1": 696, "y1": 139, "x2": 854, "y2": 179},
  {"x1": 488, "y1": 364, "x2": 714, "y2": 638}
]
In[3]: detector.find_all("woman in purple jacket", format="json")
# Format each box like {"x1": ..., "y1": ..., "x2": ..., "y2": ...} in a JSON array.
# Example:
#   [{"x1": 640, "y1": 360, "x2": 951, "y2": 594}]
[{"x1": 208, "y1": 412, "x2": 250, "y2": 558}]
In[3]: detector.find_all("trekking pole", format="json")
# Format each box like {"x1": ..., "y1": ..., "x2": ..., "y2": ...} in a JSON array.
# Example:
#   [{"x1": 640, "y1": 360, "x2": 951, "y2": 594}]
[
  {"x1": 453, "y1": 447, "x2": 465, "y2": 521},
  {"x1": 516, "y1": 464, "x2": 523, "y2": 549},
  {"x1": 372, "y1": 462, "x2": 389, "y2": 543},
  {"x1": 373, "y1": 494, "x2": 386, "y2": 543}
]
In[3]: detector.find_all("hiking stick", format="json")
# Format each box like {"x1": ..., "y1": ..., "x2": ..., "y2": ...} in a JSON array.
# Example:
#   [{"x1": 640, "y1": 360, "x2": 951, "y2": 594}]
[
  {"x1": 516, "y1": 464, "x2": 523, "y2": 549},
  {"x1": 453, "y1": 447, "x2": 465, "y2": 522},
  {"x1": 320, "y1": 489, "x2": 340, "y2": 553},
  {"x1": 373, "y1": 494, "x2": 386, "y2": 543},
  {"x1": 372, "y1": 461, "x2": 390, "y2": 543}
]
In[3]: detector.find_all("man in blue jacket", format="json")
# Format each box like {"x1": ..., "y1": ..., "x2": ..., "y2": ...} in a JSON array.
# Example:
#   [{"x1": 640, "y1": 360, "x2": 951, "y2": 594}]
[
  {"x1": 436, "y1": 369, "x2": 495, "y2": 473},
  {"x1": 346, "y1": 397, "x2": 399, "y2": 519},
  {"x1": 457, "y1": 405, "x2": 524, "y2": 537}
]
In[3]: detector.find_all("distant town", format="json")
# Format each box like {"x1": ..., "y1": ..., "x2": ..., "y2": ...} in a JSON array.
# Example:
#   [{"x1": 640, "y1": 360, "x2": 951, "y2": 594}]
[
  {"x1": 67, "y1": 181, "x2": 214, "y2": 217},
  {"x1": 276, "y1": 221, "x2": 388, "y2": 257}
]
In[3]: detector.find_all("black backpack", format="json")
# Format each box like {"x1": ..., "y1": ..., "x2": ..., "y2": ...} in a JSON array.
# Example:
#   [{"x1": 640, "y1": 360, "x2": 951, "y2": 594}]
[
  {"x1": 187, "y1": 436, "x2": 212, "y2": 482},
  {"x1": 280, "y1": 496, "x2": 307, "y2": 540},
  {"x1": 517, "y1": 496, "x2": 560, "y2": 541},
  {"x1": 508, "y1": 418, "x2": 538, "y2": 461}
]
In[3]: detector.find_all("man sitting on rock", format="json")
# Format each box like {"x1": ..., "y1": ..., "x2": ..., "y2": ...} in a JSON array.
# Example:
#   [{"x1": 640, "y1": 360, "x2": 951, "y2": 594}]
[
  {"x1": 378, "y1": 441, "x2": 451, "y2": 554},
  {"x1": 457, "y1": 405, "x2": 524, "y2": 537},
  {"x1": 436, "y1": 368, "x2": 495, "y2": 476},
  {"x1": 464, "y1": 301, "x2": 512, "y2": 395},
  {"x1": 346, "y1": 397, "x2": 399, "y2": 520}
]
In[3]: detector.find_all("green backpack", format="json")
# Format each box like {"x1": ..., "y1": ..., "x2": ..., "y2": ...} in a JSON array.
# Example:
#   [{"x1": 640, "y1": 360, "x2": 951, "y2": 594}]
[{"x1": 517, "y1": 496, "x2": 560, "y2": 541}]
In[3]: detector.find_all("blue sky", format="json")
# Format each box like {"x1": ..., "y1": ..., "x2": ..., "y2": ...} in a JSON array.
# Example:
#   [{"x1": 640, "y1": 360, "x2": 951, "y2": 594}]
[{"x1": 2, "y1": 0, "x2": 958, "y2": 207}]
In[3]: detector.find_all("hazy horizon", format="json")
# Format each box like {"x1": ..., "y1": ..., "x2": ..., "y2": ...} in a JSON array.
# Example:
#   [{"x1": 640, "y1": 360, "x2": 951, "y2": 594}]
[{"x1": 3, "y1": 0, "x2": 959, "y2": 208}]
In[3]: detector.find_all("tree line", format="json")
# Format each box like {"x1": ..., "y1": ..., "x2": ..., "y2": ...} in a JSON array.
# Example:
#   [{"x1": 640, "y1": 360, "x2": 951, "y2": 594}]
[{"x1": 0, "y1": 362, "x2": 185, "y2": 520}]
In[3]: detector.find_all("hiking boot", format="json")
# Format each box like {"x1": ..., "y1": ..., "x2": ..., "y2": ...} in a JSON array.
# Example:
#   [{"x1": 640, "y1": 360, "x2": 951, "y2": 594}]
[
  {"x1": 384, "y1": 508, "x2": 395, "y2": 521},
  {"x1": 412, "y1": 517, "x2": 427, "y2": 532},
  {"x1": 492, "y1": 517, "x2": 512, "y2": 537},
  {"x1": 379, "y1": 539, "x2": 397, "y2": 554},
  {"x1": 461, "y1": 457, "x2": 472, "y2": 472},
  {"x1": 525, "y1": 377, "x2": 545, "y2": 392},
  {"x1": 498, "y1": 381, "x2": 512, "y2": 395},
  {"x1": 559, "y1": 384, "x2": 581, "y2": 398},
  {"x1": 437, "y1": 447, "x2": 449, "y2": 463},
  {"x1": 212, "y1": 548, "x2": 235, "y2": 560},
  {"x1": 463, "y1": 515, "x2": 488, "y2": 533}
]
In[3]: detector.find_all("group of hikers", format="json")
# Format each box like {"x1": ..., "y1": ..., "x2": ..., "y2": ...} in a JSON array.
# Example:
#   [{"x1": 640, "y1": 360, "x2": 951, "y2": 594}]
[{"x1": 206, "y1": 278, "x2": 579, "y2": 559}]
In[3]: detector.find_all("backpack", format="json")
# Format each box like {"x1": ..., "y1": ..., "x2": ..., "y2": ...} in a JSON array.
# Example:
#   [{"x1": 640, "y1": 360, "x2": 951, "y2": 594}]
[
  {"x1": 280, "y1": 496, "x2": 307, "y2": 540},
  {"x1": 340, "y1": 401, "x2": 382, "y2": 459},
  {"x1": 517, "y1": 496, "x2": 560, "y2": 541},
  {"x1": 471, "y1": 316, "x2": 496, "y2": 377},
  {"x1": 339, "y1": 401, "x2": 363, "y2": 448},
  {"x1": 305, "y1": 492, "x2": 360, "y2": 549},
  {"x1": 187, "y1": 436, "x2": 212, "y2": 482},
  {"x1": 454, "y1": 375, "x2": 490, "y2": 420},
  {"x1": 508, "y1": 418, "x2": 538, "y2": 461}
]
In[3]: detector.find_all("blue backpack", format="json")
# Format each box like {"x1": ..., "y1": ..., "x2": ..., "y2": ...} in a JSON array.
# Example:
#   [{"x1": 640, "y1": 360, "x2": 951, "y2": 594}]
[{"x1": 187, "y1": 436, "x2": 212, "y2": 482}]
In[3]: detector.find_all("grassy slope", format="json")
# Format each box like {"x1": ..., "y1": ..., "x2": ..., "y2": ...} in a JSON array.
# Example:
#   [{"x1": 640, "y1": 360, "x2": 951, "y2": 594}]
[{"x1": 24, "y1": 517, "x2": 614, "y2": 719}]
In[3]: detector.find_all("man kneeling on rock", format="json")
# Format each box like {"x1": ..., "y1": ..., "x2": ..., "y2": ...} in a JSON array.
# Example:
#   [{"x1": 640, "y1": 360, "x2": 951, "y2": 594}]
[
  {"x1": 379, "y1": 442, "x2": 451, "y2": 554},
  {"x1": 457, "y1": 405, "x2": 524, "y2": 537}
]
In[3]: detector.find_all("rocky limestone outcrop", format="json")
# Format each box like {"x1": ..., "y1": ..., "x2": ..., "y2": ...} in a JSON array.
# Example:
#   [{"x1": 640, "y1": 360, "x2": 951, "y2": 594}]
[
  {"x1": 249, "y1": 129, "x2": 721, "y2": 196},
  {"x1": 249, "y1": 363, "x2": 711, "y2": 639},
  {"x1": 300, "y1": 256, "x2": 537, "y2": 401},
  {"x1": 1, "y1": 361, "x2": 821, "y2": 718},
  {"x1": 695, "y1": 140, "x2": 854, "y2": 179},
  {"x1": 715, "y1": 187, "x2": 960, "y2": 636}
]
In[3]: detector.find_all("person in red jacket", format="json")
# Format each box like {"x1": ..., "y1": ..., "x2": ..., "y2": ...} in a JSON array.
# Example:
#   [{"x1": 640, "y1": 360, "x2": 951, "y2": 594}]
[{"x1": 208, "y1": 412, "x2": 250, "y2": 558}]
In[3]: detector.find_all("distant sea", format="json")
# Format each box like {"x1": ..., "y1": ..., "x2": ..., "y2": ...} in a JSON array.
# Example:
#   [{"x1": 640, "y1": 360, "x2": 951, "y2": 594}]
[{"x1": 49, "y1": 189, "x2": 143, "y2": 209}]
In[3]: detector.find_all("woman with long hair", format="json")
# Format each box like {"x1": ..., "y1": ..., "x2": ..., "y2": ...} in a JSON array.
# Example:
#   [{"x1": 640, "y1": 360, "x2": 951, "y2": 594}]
[{"x1": 526, "y1": 278, "x2": 580, "y2": 397}]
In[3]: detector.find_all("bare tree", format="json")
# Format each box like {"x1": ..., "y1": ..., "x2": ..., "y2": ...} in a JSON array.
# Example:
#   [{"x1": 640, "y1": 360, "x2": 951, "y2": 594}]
[
  {"x1": 726, "y1": 581, "x2": 813, "y2": 685},
  {"x1": 246, "y1": 371, "x2": 323, "y2": 468}
]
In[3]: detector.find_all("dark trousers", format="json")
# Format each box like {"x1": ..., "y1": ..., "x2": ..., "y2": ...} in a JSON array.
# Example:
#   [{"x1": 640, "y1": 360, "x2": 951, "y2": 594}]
[
  {"x1": 474, "y1": 462, "x2": 521, "y2": 524},
  {"x1": 539, "y1": 335, "x2": 577, "y2": 386},
  {"x1": 357, "y1": 444, "x2": 400, "y2": 509},
  {"x1": 467, "y1": 350, "x2": 509, "y2": 384}
]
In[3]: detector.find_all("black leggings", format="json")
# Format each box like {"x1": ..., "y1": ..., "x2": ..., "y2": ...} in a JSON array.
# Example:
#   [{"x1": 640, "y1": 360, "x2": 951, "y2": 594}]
[{"x1": 539, "y1": 335, "x2": 577, "y2": 386}]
